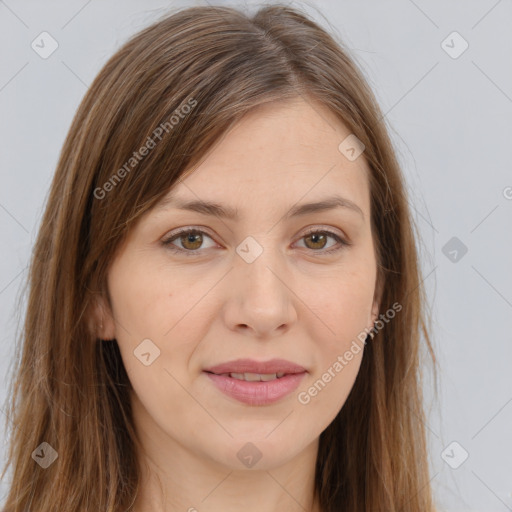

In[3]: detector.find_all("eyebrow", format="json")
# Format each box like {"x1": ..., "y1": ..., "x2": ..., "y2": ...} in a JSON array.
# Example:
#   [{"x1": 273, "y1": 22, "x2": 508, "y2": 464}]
[{"x1": 154, "y1": 194, "x2": 364, "y2": 221}]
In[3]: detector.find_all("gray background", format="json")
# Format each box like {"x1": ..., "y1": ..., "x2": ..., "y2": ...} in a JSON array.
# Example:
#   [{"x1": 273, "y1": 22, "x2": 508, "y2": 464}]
[{"x1": 1, "y1": 1, "x2": 511, "y2": 510}]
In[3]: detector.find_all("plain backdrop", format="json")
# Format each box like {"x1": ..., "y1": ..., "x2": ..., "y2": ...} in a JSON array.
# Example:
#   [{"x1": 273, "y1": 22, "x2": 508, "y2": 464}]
[{"x1": 0, "y1": 1, "x2": 511, "y2": 510}]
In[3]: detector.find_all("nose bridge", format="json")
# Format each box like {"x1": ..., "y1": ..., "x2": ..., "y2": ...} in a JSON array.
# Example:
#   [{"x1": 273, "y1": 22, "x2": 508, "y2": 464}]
[{"x1": 236, "y1": 233, "x2": 286, "y2": 301}]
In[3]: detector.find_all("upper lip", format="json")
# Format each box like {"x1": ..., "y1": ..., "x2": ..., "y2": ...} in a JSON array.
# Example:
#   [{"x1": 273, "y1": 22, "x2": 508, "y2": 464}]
[{"x1": 204, "y1": 358, "x2": 307, "y2": 375}]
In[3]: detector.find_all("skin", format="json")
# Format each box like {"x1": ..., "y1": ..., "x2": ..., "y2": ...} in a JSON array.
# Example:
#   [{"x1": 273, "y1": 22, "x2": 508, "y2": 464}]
[{"x1": 94, "y1": 96, "x2": 381, "y2": 512}]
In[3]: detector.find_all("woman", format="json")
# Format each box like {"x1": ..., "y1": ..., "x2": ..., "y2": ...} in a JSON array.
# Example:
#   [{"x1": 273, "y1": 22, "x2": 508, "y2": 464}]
[{"x1": 1, "y1": 4, "x2": 438, "y2": 511}]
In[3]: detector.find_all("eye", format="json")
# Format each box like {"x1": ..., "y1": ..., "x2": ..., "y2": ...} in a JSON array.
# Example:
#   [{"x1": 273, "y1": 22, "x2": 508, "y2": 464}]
[
  {"x1": 296, "y1": 227, "x2": 350, "y2": 254},
  {"x1": 161, "y1": 226, "x2": 351, "y2": 257},
  {"x1": 162, "y1": 228, "x2": 217, "y2": 256}
]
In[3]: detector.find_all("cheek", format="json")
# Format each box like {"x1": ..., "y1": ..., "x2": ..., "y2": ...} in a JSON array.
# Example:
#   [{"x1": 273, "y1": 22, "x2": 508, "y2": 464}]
[
  {"x1": 292, "y1": 267, "x2": 373, "y2": 419},
  {"x1": 301, "y1": 262, "x2": 376, "y2": 348},
  {"x1": 295, "y1": 269, "x2": 372, "y2": 423},
  {"x1": 107, "y1": 255, "x2": 178, "y2": 337},
  {"x1": 107, "y1": 257, "x2": 207, "y2": 389},
  {"x1": 107, "y1": 265, "x2": 195, "y2": 428}
]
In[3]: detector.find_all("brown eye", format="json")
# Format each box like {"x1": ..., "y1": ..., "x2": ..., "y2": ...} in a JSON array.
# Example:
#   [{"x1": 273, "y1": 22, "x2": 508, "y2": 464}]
[
  {"x1": 297, "y1": 229, "x2": 349, "y2": 254},
  {"x1": 303, "y1": 232, "x2": 328, "y2": 250},
  {"x1": 162, "y1": 228, "x2": 216, "y2": 255},
  {"x1": 178, "y1": 231, "x2": 203, "y2": 250}
]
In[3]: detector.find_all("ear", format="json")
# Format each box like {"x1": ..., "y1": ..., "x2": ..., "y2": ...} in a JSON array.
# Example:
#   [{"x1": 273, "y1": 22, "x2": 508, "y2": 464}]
[
  {"x1": 368, "y1": 273, "x2": 384, "y2": 328},
  {"x1": 87, "y1": 293, "x2": 116, "y2": 341}
]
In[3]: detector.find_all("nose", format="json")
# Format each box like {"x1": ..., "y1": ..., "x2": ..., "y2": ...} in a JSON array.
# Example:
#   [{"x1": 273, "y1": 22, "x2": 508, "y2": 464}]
[{"x1": 222, "y1": 245, "x2": 297, "y2": 338}]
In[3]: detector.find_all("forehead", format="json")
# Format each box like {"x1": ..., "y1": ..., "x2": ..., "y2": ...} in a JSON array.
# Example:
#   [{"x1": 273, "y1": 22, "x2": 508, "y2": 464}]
[{"x1": 156, "y1": 97, "x2": 370, "y2": 219}]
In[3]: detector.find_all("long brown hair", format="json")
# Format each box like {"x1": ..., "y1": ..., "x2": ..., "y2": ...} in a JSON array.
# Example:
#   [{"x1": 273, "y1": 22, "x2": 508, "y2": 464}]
[{"x1": 1, "y1": 4, "x2": 438, "y2": 511}]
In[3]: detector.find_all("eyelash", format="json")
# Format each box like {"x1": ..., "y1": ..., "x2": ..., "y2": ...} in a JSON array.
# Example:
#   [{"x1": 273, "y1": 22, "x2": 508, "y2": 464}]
[{"x1": 161, "y1": 226, "x2": 351, "y2": 257}]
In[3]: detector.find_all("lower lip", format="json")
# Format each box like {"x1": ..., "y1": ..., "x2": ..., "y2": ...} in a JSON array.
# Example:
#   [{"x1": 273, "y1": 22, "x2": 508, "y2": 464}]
[{"x1": 204, "y1": 371, "x2": 306, "y2": 406}]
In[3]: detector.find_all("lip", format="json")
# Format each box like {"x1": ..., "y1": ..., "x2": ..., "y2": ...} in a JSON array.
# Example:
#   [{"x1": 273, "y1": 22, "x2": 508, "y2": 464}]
[
  {"x1": 203, "y1": 358, "x2": 307, "y2": 406},
  {"x1": 205, "y1": 372, "x2": 306, "y2": 406},
  {"x1": 203, "y1": 358, "x2": 307, "y2": 375}
]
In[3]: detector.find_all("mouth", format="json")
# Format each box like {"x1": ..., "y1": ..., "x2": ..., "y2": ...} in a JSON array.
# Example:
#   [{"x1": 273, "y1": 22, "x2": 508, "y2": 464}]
[{"x1": 202, "y1": 358, "x2": 307, "y2": 406}]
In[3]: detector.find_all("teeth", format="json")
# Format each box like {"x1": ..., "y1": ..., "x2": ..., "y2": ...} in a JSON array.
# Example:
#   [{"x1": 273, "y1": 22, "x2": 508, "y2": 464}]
[
  {"x1": 227, "y1": 372, "x2": 283, "y2": 381},
  {"x1": 259, "y1": 373, "x2": 278, "y2": 381}
]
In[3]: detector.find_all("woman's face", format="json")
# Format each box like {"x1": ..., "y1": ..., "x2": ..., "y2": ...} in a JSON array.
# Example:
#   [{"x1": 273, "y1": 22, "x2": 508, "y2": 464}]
[{"x1": 99, "y1": 97, "x2": 380, "y2": 471}]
